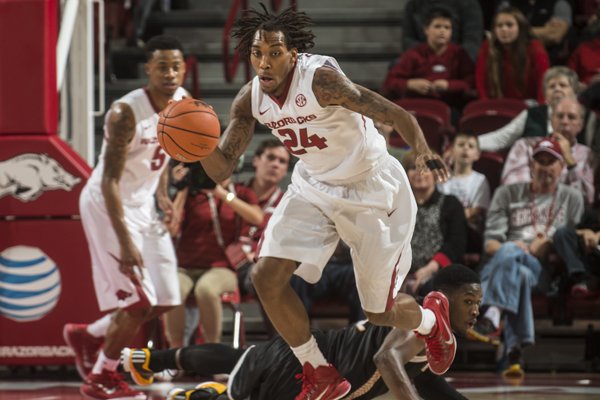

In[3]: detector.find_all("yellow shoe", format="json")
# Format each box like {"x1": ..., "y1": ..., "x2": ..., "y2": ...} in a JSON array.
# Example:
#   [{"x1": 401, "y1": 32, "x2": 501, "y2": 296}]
[
  {"x1": 195, "y1": 381, "x2": 227, "y2": 394},
  {"x1": 121, "y1": 347, "x2": 154, "y2": 385},
  {"x1": 502, "y1": 363, "x2": 525, "y2": 386}
]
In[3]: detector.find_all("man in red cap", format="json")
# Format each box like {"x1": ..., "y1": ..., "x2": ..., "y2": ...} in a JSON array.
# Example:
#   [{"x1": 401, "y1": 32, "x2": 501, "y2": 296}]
[
  {"x1": 473, "y1": 136, "x2": 584, "y2": 381},
  {"x1": 501, "y1": 97, "x2": 595, "y2": 204}
]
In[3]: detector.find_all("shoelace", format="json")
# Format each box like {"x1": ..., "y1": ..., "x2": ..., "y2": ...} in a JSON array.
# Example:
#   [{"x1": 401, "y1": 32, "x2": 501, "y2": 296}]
[
  {"x1": 426, "y1": 334, "x2": 446, "y2": 358},
  {"x1": 104, "y1": 371, "x2": 132, "y2": 391},
  {"x1": 295, "y1": 371, "x2": 318, "y2": 397}
]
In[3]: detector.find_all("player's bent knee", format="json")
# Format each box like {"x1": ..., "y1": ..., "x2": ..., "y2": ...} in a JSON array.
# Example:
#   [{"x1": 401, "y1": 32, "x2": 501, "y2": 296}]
[
  {"x1": 153, "y1": 304, "x2": 177, "y2": 314},
  {"x1": 116, "y1": 306, "x2": 150, "y2": 323},
  {"x1": 251, "y1": 258, "x2": 296, "y2": 291},
  {"x1": 363, "y1": 310, "x2": 389, "y2": 326}
]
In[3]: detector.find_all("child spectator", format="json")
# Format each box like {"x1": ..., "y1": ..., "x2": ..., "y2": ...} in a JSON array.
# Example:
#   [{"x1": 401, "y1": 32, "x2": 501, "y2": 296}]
[
  {"x1": 402, "y1": 0, "x2": 484, "y2": 61},
  {"x1": 382, "y1": 6, "x2": 475, "y2": 112},
  {"x1": 475, "y1": 5, "x2": 549, "y2": 104},
  {"x1": 438, "y1": 132, "x2": 491, "y2": 237}
]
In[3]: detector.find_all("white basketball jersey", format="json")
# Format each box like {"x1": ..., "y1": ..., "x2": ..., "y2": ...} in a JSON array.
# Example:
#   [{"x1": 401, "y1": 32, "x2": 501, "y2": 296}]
[
  {"x1": 86, "y1": 87, "x2": 186, "y2": 206},
  {"x1": 251, "y1": 54, "x2": 387, "y2": 182}
]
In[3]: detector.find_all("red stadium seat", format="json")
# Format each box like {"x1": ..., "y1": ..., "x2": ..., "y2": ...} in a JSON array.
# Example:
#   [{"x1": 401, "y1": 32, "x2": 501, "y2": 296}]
[
  {"x1": 395, "y1": 98, "x2": 452, "y2": 126},
  {"x1": 462, "y1": 98, "x2": 527, "y2": 118},
  {"x1": 460, "y1": 99, "x2": 528, "y2": 135},
  {"x1": 391, "y1": 99, "x2": 452, "y2": 153},
  {"x1": 472, "y1": 151, "x2": 505, "y2": 194}
]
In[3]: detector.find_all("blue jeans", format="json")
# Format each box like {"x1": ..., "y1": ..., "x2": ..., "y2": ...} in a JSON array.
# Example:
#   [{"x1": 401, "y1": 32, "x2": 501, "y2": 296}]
[
  {"x1": 480, "y1": 242, "x2": 542, "y2": 350},
  {"x1": 553, "y1": 226, "x2": 600, "y2": 278}
]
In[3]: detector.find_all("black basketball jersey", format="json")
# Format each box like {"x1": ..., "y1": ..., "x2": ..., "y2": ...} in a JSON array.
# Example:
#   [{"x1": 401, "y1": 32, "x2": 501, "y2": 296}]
[{"x1": 228, "y1": 322, "x2": 428, "y2": 400}]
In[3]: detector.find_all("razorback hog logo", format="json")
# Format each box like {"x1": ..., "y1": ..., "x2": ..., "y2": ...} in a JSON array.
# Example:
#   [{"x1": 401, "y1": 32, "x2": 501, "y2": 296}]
[{"x1": 0, "y1": 153, "x2": 81, "y2": 202}]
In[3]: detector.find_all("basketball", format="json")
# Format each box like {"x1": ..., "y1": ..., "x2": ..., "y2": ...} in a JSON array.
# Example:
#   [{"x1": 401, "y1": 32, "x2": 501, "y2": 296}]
[{"x1": 157, "y1": 98, "x2": 221, "y2": 163}]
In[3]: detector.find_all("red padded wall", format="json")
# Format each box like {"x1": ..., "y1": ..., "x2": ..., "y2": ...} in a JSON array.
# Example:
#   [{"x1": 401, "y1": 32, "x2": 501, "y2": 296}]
[{"x1": 0, "y1": 0, "x2": 58, "y2": 135}]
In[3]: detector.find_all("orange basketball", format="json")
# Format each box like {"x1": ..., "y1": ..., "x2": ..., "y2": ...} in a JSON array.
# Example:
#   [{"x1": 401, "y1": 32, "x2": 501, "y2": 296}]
[{"x1": 157, "y1": 98, "x2": 221, "y2": 162}]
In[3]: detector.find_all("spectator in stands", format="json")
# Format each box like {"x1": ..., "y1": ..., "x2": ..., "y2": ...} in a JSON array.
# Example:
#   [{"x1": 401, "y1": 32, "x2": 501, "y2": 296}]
[
  {"x1": 477, "y1": 66, "x2": 579, "y2": 152},
  {"x1": 402, "y1": 151, "x2": 467, "y2": 295},
  {"x1": 290, "y1": 242, "x2": 365, "y2": 324},
  {"x1": 402, "y1": 0, "x2": 484, "y2": 62},
  {"x1": 553, "y1": 207, "x2": 600, "y2": 297},
  {"x1": 568, "y1": 14, "x2": 600, "y2": 88},
  {"x1": 438, "y1": 132, "x2": 491, "y2": 252},
  {"x1": 499, "y1": 0, "x2": 574, "y2": 65},
  {"x1": 236, "y1": 139, "x2": 290, "y2": 297},
  {"x1": 382, "y1": 6, "x2": 475, "y2": 113},
  {"x1": 501, "y1": 97, "x2": 595, "y2": 204},
  {"x1": 164, "y1": 163, "x2": 263, "y2": 347},
  {"x1": 476, "y1": 137, "x2": 584, "y2": 380},
  {"x1": 475, "y1": 6, "x2": 549, "y2": 104}
]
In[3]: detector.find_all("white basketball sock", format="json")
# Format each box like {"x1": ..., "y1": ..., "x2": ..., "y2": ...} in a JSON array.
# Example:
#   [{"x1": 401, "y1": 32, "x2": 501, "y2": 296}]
[
  {"x1": 86, "y1": 314, "x2": 112, "y2": 338},
  {"x1": 484, "y1": 306, "x2": 501, "y2": 329},
  {"x1": 92, "y1": 350, "x2": 119, "y2": 374},
  {"x1": 291, "y1": 336, "x2": 328, "y2": 368},
  {"x1": 415, "y1": 306, "x2": 436, "y2": 336}
]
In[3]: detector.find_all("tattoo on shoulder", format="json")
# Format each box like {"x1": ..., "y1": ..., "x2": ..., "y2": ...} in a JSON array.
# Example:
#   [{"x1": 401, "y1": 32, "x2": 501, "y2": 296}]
[
  {"x1": 108, "y1": 103, "x2": 135, "y2": 145},
  {"x1": 313, "y1": 68, "x2": 355, "y2": 106},
  {"x1": 313, "y1": 68, "x2": 388, "y2": 119}
]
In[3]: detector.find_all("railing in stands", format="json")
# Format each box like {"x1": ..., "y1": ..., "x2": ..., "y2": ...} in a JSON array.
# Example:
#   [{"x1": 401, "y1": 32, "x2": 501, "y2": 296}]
[
  {"x1": 223, "y1": 0, "x2": 298, "y2": 83},
  {"x1": 223, "y1": 0, "x2": 249, "y2": 83},
  {"x1": 185, "y1": 55, "x2": 200, "y2": 99}
]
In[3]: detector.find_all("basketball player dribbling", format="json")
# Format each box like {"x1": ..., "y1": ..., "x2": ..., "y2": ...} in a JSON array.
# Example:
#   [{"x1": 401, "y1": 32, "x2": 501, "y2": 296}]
[
  {"x1": 64, "y1": 35, "x2": 188, "y2": 400},
  {"x1": 200, "y1": 6, "x2": 455, "y2": 400}
]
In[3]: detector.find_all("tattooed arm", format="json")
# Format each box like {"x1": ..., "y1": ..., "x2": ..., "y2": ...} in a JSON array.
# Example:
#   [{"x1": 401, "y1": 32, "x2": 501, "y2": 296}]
[
  {"x1": 312, "y1": 67, "x2": 449, "y2": 181},
  {"x1": 101, "y1": 102, "x2": 145, "y2": 278},
  {"x1": 201, "y1": 82, "x2": 256, "y2": 182}
]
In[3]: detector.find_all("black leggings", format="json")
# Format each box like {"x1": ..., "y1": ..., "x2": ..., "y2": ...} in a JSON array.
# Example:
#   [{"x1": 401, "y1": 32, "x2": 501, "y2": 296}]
[
  {"x1": 149, "y1": 343, "x2": 246, "y2": 376},
  {"x1": 414, "y1": 369, "x2": 468, "y2": 400}
]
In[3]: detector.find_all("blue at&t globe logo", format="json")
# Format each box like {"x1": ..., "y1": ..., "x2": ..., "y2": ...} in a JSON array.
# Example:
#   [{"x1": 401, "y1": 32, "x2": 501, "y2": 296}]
[{"x1": 0, "y1": 246, "x2": 61, "y2": 322}]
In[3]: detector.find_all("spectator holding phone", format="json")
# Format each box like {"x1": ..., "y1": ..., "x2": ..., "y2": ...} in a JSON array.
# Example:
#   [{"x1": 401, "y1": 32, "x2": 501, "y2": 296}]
[{"x1": 164, "y1": 162, "x2": 263, "y2": 347}]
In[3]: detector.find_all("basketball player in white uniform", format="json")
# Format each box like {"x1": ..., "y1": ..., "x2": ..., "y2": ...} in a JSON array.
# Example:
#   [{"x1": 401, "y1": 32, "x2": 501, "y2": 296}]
[
  {"x1": 64, "y1": 35, "x2": 187, "y2": 400},
  {"x1": 199, "y1": 7, "x2": 455, "y2": 400}
]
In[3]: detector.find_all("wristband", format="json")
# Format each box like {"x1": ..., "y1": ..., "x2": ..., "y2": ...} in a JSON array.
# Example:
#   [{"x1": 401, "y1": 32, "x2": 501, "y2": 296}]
[{"x1": 425, "y1": 159, "x2": 444, "y2": 170}]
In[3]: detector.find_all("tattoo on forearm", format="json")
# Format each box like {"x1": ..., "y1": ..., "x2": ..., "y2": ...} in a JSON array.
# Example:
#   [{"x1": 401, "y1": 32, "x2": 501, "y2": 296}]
[
  {"x1": 222, "y1": 117, "x2": 254, "y2": 161},
  {"x1": 221, "y1": 82, "x2": 255, "y2": 162}
]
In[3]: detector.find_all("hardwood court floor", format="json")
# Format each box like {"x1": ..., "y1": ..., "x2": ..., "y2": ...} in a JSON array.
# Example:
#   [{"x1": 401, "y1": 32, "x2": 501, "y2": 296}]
[{"x1": 1, "y1": 372, "x2": 599, "y2": 399}]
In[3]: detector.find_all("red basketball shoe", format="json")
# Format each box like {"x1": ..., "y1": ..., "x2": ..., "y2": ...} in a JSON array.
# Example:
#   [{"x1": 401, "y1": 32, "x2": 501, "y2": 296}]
[
  {"x1": 415, "y1": 291, "x2": 457, "y2": 375},
  {"x1": 295, "y1": 363, "x2": 351, "y2": 400},
  {"x1": 63, "y1": 323, "x2": 103, "y2": 380},
  {"x1": 81, "y1": 370, "x2": 146, "y2": 400}
]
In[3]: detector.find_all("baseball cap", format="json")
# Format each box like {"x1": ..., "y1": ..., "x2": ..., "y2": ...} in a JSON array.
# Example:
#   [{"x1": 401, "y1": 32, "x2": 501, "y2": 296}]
[{"x1": 532, "y1": 138, "x2": 564, "y2": 162}]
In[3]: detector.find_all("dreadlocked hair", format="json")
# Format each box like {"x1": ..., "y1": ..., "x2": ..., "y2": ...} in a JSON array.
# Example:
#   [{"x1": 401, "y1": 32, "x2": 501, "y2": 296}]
[{"x1": 233, "y1": 3, "x2": 315, "y2": 58}]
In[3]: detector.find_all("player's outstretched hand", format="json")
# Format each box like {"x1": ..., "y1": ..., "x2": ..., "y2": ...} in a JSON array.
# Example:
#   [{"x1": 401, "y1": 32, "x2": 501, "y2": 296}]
[{"x1": 415, "y1": 152, "x2": 450, "y2": 183}]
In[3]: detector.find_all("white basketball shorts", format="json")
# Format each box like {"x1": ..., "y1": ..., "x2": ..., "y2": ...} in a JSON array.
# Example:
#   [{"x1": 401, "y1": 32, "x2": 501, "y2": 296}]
[
  {"x1": 259, "y1": 154, "x2": 417, "y2": 313},
  {"x1": 79, "y1": 186, "x2": 181, "y2": 312}
]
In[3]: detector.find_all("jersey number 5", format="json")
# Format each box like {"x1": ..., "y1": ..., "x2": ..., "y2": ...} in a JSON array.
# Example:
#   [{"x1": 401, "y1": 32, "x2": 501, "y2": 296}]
[
  {"x1": 276, "y1": 128, "x2": 328, "y2": 155},
  {"x1": 151, "y1": 146, "x2": 166, "y2": 171}
]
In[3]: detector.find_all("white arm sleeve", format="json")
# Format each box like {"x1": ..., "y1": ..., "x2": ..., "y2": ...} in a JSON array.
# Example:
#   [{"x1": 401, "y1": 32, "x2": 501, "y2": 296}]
[{"x1": 477, "y1": 110, "x2": 528, "y2": 152}]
